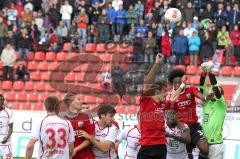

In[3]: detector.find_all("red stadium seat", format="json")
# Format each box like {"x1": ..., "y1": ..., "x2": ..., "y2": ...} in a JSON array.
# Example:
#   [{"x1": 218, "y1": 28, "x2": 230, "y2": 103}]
[
  {"x1": 126, "y1": 106, "x2": 139, "y2": 114},
  {"x1": 48, "y1": 62, "x2": 59, "y2": 71},
  {"x1": 66, "y1": 72, "x2": 76, "y2": 82},
  {"x1": 85, "y1": 43, "x2": 96, "y2": 52},
  {"x1": 197, "y1": 66, "x2": 202, "y2": 75},
  {"x1": 17, "y1": 92, "x2": 27, "y2": 101},
  {"x1": 233, "y1": 66, "x2": 240, "y2": 76},
  {"x1": 57, "y1": 52, "x2": 68, "y2": 61},
  {"x1": 42, "y1": 72, "x2": 51, "y2": 81},
  {"x1": 192, "y1": 76, "x2": 200, "y2": 85},
  {"x1": 0, "y1": 61, "x2": 3, "y2": 70},
  {"x1": 11, "y1": 102, "x2": 20, "y2": 110},
  {"x1": 221, "y1": 56, "x2": 226, "y2": 65},
  {"x1": 6, "y1": 92, "x2": 16, "y2": 101},
  {"x1": 2, "y1": 81, "x2": 13, "y2": 90},
  {"x1": 68, "y1": 52, "x2": 78, "y2": 62},
  {"x1": 13, "y1": 81, "x2": 24, "y2": 90},
  {"x1": 38, "y1": 61, "x2": 48, "y2": 71},
  {"x1": 76, "y1": 73, "x2": 84, "y2": 82},
  {"x1": 107, "y1": 43, "x2": 117, "y2": 53},
  {"x1": 33, "y1": 103, "x2": 44, "y2": 111},
  {"x1": 46, "y1": 52, "x2": 56, "y2": 61},
  {"x1": 39, "y1": 92, "x2": 49, "y2": 101},
  {"x1": 85, "y1": 96, "x2": 97, "y2": 104},
  {"x1": 58, "y1": 62, "x2": 71, "y2": 72},
  {"x1": 22, "y1": 103, "x2": 32, "y2": 110},
  {"x1": 231, "y1": 56, "x2": 236, "y2": 65},
  {"x1": 175, "y1": 65, "x2": 186, "y2": 71},
  {"x1": 34, "y1": 52, "x2": 45, "y2": 61},
  {"x1": 220, "y1": 66, "x2": 233, "y2": 76},
  {"x1": 28, "y1": 52, "x2": 35, "y2": 61},
  {"x1": 102, "y1": 53, "x2": 111, "y2": 63},
  {"x1": 30, "y1": 72, "x2": 42, "y2": 81},
  {"x1": 36, "y1": 82, "x2": 46, "y2": 91},
  {"x1": 28, "y1": 61, "x2": 38, "y2": 71},
  {"x1": 28, "y1": 92, "x2": 39, "y2": 102},
  {"x1": 62, "y1": 43, "x2": 71, "y2": 52},
  {"x1": 185, "y1": 76, "x2": 192, "y2": 85},
  {"x1": 96, "y1": 43, "x2": 106, "y2": 52},
  {"x1": 25, "y1": 81, "x2": 35, "y2": 91},
  {"x1": 46, "y1": 84, "x2": 55, "y2": 92},
  {"x1": 186, "y1": 65, "x2": 198, "y2": 75},
  {"x1": 115, "y1": 106, "x2": 126, "y2": 114}
]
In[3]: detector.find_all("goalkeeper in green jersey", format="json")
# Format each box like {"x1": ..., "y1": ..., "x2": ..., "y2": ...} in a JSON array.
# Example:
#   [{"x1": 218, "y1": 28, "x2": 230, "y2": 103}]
[{"x1": 199, "y1": 61, "x2": 227, "y2": 159}]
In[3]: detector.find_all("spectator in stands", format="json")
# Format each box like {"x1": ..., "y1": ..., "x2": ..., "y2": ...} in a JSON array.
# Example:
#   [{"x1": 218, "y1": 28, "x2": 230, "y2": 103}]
[
  {"x1": 15, "y1": 62, "x2": 30, "y2": 81},
  {"x1": 7, "y1": 3, "x2": 18, "y2": 25},
  {"x1": 128, "y1": 23, "x2": 136, "y2": 40},
  {"x1": 15, "y1": 1, "x2": 24, "y2": 26},
  {"x1": 112, "y1": 0, "x2": 123, "y2": 11},
  {"x1": 182, "y1": 2, "x2": 196, "y2": 23},
  {"x1": 200, "y1": 3, "x2": 214, "y2": 21},
  {"x1": 5, "y1": 31, "x2": 17, "y2": 49},
  {"x1": 48, "y1": 30, "x2": 59, "y2": 52},
  {"x1": 76, "y1": 9, "x2": 89, "y2": 47},
  {"x1": 134, "y1": 0, "x2": 144, "y2": 24},
  {"x1": 188, "y1": 30, "x2": 201, "y2": 66},
  {"x1": 173, "y1": 29, "x2": 188, "y2": 65},
  {"x1": 136, "y1": 20, "x2": 148, "y2": 38},
  {"x1": 115, "y1": 5, "x2": 126, "y2": 41},
  {"x1": 161, "y1": 32, "x2": 171, "y2": 63},
  {"x1": 217, "y1": 25, "x2": 230, "y2": 50},
  {"x1": 126, "y1": 4, "x2": 137, "y2": 28},
  {"x1": 184, "y1": 22, "x2": 195, "y2": 38},
  {"x1": 24, "y1": 1, "x2": 34, "y2": 12},
  {"x1": 98, "y1": 9, "x2": 110, "y2": 44},
  {"x1": 18, "y1": 28, "x2": 32, "y2": 64},
  {"x1": 21, "y1": 8, "x2": 33, "y2": 25},
  {"x1": 39, "y1": 31, "x2": 48, "y2": 53},
  {"x1": 91, "y1": 0, "x2": 105, "y2": 7},
  {"x1": 87, "y1": 25, "x2": 98, "y2": 44},
  {"x1": 48, "y1": 6, "x2": 61, "y2": 28},
  {"x1": 192, "y1": 16, "x2": 199, "y2": 30},
  {"x1": 92, "y1": 2, "x2": 102, "y2": 25},
  {"x1": 133, "y1": 32, "x2": 143, "y2": 62},
  {"x1": 0, "y1": 17, "x2": 8, "y2": 53},
  {"x1": 214, "y1": 3, "x2": 228, "y2": 28},
  {"x1": 102, "y1": 68, "x2": 112, "y2": 91},
  {"x1": 57, "y1": 21, "x2": 68, "y2": 43},
  {"x1": 111, "y1": 65, "x2": 125, "y2": 97},
  {"x1": 1, "y1": 43, "x2": 16, "y2": 81},
  {"x1": 230, "y1": 25, "x2": 240, "y2": 65},
  {"x1": 60, "y1": 0, "x2": 73, "y2": 30},
  {"x1": 107, "y1": 3, "x2": 116, "y2": 40},
  {"x1": 145, "y1": 0, "x2": 153, "y2": 14},
  {"x1": 229, "y1": 3, "x2": 240, "y2": 30},
  {"x1": 35, "y1": 11, "x2": 44, "y2": 32},
  {"x1": 144, "y1": 12, "x2": 154, "y2": 28},
  {"x1": 200, "y1": 31, "x2": 214, "y2": 62},
  {"x1": 144, "y1": 31, "x2": 156, "y2": 63}
]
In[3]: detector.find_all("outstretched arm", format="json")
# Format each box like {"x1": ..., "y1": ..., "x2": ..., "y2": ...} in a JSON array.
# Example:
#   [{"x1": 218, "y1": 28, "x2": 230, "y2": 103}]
[
  {"x1": 209, "y1": 73, "x2": 222, "y2": 99},
  {"x1": 143, "y1": 53, "x2": 163, "y2": 93}
]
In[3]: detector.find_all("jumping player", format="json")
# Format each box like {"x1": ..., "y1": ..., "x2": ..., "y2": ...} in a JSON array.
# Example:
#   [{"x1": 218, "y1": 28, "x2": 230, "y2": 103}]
[
  {"x1": 167, "y1": 68, "x2": 209, "y2": 159},
  {"x1": 26, "y1": 96, "x2": 75, "y2": 159},
  {"x1": 137, "y1": 53, "x2": 186, "y2": 159},
  {"x1": 165, "y1": 109, "x2": 191, "y2": 159},
  {"x1": 62, "y1": 93, "x2": 95, "y2": 159},
  {"x1": 200, "y1": 62, "x2": 226, "y2": 159},
  {"x1": 0, "y1": 95, "x2": 13, "y2": 159},
  {"x1": 80, "y1": 105, "x2": 119, "y2": 159}
]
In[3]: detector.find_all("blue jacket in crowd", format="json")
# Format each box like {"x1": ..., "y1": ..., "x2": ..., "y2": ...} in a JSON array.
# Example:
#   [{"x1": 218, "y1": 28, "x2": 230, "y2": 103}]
[
  {"x1": 188, "y1": 35, "x2": 201, "y2": 52},
  {"x1": 115, "y1": 10, "x2": 126, "y2": 25},
  {"x1": 107, "y1": 8, "x2": 116, "y2": 23},
  {"x1": 173, "y1": 35, "x2": 188, "y2": 54},
  {"x1": 136, "y1": 26, "x2": 148, "y2": 38}
]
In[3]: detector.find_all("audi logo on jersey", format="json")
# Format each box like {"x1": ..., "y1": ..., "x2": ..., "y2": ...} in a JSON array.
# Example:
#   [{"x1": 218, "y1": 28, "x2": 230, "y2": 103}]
[{"x1": 177, "y1": 100, "x2": 191, "y2": 107}]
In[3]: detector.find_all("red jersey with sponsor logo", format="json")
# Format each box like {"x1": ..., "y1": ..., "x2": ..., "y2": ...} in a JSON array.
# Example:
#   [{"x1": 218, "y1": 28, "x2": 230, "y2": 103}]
[
  {"x1": 64, "y1": 113, "x2": 95, "y2": 159},
  {"x1": 166, "y1": 86, "x2": 199, "y2": 126},
  {"x1": 139, "y1": 95, "x2": 167, "y2": 146}
]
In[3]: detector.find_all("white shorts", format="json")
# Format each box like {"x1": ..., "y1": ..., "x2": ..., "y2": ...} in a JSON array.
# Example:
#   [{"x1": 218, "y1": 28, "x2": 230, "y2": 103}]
[
  {"x1": 208, "y1": 143, "x2": 224, "y2": 159},
  {"x1": 167, "y1": 151, "x2": 188, "y2": 159},
  {"x1": 0, "y1": 145, "x2": 13, "y2": 159}
]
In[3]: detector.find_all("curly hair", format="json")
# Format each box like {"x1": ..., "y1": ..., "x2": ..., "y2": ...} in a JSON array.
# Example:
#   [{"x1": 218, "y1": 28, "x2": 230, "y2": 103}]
[{"x1": 168, "y1": 68, "x2": 185, "y2": 83}]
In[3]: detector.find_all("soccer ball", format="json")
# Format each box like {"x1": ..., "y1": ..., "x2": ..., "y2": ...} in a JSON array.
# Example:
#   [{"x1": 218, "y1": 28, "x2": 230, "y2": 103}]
[{"x1": 164, "y1": 8, "x2": 182, "y2": 23}]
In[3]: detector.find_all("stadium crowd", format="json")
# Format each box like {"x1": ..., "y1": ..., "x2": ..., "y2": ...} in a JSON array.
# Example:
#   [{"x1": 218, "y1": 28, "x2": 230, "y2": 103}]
[{"x1": 0, "y1": 0, "x2": 240, "y2": 69}]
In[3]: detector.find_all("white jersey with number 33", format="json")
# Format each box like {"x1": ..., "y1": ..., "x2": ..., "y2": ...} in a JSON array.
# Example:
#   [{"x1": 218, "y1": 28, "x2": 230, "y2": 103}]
[
  {"x1": 31, "y1": 115, "x2": 75, "y2": 159},
  {"x1": 0, "y1": 108, "x2": 13, "y2": 146}
]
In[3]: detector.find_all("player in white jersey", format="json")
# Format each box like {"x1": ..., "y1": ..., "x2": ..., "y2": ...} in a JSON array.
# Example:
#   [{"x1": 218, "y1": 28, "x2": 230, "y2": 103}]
[
  {"x1": 116, "y1": 123, "x2": 141, "y2": 159},
  {"x1": 0, "y1": 95, "x2": 13, "y2": 159},
  {"x1": 26, "y1": 96, "x2": 75, "y2": 159},
  {"x1": 165, "y1": 109, "x2": 191, "y2": 159},
  {"x1": 80, "y1": 105, "x2": 119, "y2": 159}
]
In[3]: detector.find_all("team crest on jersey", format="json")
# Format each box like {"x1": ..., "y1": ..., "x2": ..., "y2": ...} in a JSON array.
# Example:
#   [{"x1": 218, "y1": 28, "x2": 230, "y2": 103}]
[
  {"x1": 78, "y1": 121, "x2": 84, "y2": 127},
  {"x1": 186, "y1": 93, "x2": 191, "y2": 99}
]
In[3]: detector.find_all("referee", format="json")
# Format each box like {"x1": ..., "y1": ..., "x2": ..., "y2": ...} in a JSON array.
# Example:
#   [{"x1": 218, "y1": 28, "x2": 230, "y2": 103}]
[{"x1": 200, "y1": 62, "x2": 227, "y2": 159}]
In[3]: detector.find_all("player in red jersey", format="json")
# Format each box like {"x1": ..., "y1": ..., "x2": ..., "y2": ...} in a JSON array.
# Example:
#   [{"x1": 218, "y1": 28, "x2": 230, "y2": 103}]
[
  {"x1": 167, "y1": 68, "x2": 209, "y2": 159},
  {"x1": 137, "y1": 54, "x2": 184, "y2": 159},
  {"x1": 62, "y1": 93, "x2": 95, "y2": 159}
]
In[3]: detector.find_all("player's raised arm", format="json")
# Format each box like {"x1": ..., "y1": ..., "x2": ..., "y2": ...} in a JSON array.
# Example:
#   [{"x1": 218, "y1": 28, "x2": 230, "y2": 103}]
[
  {"x1": 143, "y1": 53, "x2": 163, "y2": 93},
  {"x1": 169, "y1": 75, "x2": 187, "y2": 104}
]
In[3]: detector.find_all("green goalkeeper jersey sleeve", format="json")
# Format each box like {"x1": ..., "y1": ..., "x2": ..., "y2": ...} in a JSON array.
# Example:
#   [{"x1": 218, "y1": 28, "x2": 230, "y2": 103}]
[{"x1": 202, "y1": 96, "x2": 227, "y2": 144}]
